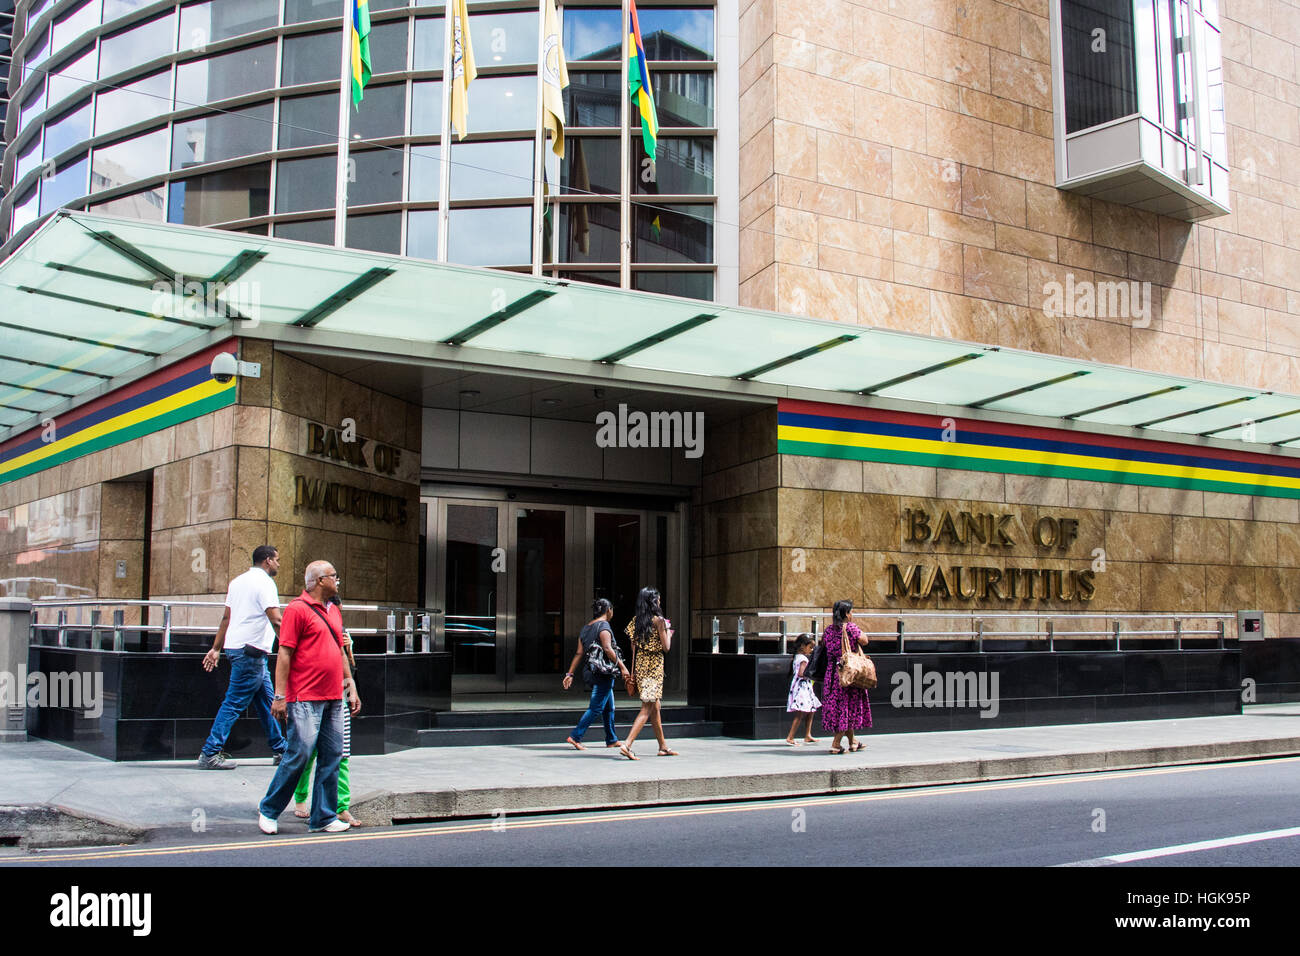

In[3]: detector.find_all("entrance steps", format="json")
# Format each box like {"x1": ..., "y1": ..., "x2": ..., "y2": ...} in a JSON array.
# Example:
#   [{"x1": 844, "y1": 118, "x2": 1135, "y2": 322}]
[{"x1": 415, "y1": 705, "x2": 723, "y2": 747}]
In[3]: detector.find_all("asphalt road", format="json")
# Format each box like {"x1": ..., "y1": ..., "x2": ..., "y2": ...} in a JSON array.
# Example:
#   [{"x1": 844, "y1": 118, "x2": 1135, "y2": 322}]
[{"x1": 5, "y1": 756, "x2": 1299, "y2": 867}]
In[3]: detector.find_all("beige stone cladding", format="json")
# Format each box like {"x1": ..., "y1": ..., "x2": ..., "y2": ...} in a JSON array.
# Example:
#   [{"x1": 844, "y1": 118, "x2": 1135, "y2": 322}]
[
  {"x1": 0, "y1": 338, "x2": 422, "y2": 627},
  {"x1": 739, "y1": 0, "x2": 1300, "y2": 393}
]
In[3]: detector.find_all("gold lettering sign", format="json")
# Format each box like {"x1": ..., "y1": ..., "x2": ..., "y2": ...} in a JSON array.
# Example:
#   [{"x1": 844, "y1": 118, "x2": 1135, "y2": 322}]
[
  {"x1": 888, "y1": 507, "x2": 1095, "y2": 603},
  {"x1": 294, "y1": 475, "x2": 409, "y2": 525},
  {"x1": 305, "y1": 422, "x2": 402, "y2": 476}
]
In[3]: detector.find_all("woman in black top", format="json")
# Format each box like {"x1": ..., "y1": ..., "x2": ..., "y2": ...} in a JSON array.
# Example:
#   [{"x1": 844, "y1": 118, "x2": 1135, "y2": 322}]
[{"x1": 562, "y1": 598, "x2": 630, "y2": 750}]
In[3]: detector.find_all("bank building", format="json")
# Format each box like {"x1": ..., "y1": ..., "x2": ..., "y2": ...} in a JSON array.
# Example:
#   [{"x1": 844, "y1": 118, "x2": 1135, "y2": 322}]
[{"x1": 0, "y1": 0, "x2": 1296, "y2": 758}]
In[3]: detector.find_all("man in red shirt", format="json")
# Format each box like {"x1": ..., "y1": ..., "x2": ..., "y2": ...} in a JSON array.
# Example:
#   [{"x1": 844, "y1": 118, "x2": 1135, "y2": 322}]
[{"x1": 257, "y1": 560, "x2": 361, "y2": 834}]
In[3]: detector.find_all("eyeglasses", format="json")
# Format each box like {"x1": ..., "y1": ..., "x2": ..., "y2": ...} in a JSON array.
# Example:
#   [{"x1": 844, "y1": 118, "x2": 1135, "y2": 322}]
[{"x1": 321, "y1": 572, "x2": 341, "y2": 583}]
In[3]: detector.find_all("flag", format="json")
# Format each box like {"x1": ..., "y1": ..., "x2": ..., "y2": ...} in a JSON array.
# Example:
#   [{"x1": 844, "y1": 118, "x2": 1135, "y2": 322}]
[
  {"x1": 650, "y1": 214, "x2": 661, "y2": 242},
  {"x1": 571, "y1": 138, "x2": 590, "y2": 255},
  {"x1": 627, "y1": 0, "x2": 659, "y2": 158},
  {"x1": 350, "y1": 0, "x2": 372, "y2": 109},
  {"x1": 541, "y1": 0, "x2": 570, "y2": 158},
  {"x1": 450, "y1": 0, "x2": 477, "y2": 140}
]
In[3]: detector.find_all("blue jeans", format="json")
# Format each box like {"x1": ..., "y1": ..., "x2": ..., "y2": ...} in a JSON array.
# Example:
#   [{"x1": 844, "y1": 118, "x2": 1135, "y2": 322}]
[
  {"x1": 570, "y1": 676, "x2": 617, "y2": 745},
  {"x1": 201, "y1": 648, "x2": 286, "y2": 757},
  {"x1": 259, "y1": 699, "x2": 345, "y2": 830}
]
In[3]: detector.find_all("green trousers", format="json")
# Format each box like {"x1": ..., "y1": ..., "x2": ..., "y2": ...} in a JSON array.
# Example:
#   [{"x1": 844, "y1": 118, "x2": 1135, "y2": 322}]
[{"x1": 294, "y1": 752, "x2": 350, "y2": 813}]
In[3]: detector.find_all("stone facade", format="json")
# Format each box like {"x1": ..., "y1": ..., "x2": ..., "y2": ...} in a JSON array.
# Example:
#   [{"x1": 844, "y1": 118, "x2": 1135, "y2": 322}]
[
  {"x1": 0, "y1": 339, "x2": 421, "y2": 625},
  {"x1": 739, "y1": 0, "x2": 1300, "y2": 392}
]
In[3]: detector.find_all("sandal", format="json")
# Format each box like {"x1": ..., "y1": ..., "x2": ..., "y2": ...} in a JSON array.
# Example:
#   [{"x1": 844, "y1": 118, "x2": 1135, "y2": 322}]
[
  {"x1": 619, "y1": 745, "x2": 639, "y2": 761},
  {"x1": 293, "y1": 803, "x2": 309, "y2": 819},
  {"x1": 566, "y1": 736, "x2": 586, "y2": 751},
  {"x1": 339, "y1": 811, "x2": 362, "y2": 827},
  {"x1": 829, "y1": 747, "x2": 846, "y2": 755},
  {"x1": 784, "y1": 739, "x2": 799, "y2": 746},
  {"x1": 657, "y1": 748, "x2": 679, "y2": 756},
  {"x1": 850, "y1": 741, "x2": 865, "y2": 752}
]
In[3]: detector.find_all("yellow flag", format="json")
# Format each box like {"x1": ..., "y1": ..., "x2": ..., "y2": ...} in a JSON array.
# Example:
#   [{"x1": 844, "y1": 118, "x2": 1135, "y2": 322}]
[
  {"x1": 541, "y1": 0, "x2": 570, "y2": 158},
  {"x1": 450, "y1": 0, "x2": 476, "y2": 140}
]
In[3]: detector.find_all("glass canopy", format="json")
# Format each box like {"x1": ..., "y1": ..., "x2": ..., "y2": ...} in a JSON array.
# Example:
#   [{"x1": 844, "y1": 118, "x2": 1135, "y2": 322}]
[{"x1": 2, "y1": 210, "x2": 1299, "y2": 451}]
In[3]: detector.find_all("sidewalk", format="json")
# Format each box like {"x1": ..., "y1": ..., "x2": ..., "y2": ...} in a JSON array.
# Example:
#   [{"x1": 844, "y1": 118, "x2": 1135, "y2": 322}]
[{"x1": 2, "y1": 704, "x2": 1298, "y2": 846}]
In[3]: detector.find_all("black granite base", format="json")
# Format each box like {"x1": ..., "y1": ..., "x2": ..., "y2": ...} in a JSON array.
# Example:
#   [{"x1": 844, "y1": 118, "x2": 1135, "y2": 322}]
[
  {"x1": 1241, "y1": 639, "x2": 1300, "y2": 702},
  {"x1": 27, "y1": 646, "x2": 452, "y2": 760},
  {"x1": 689, "y1": 650, "x2": 1242, "y2": 738}
]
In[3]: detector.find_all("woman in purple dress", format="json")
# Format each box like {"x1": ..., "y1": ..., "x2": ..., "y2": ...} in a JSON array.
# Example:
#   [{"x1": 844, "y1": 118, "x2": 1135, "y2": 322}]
[{"x1": 821, "y1": 599, "x2": 871, "y2": 753}]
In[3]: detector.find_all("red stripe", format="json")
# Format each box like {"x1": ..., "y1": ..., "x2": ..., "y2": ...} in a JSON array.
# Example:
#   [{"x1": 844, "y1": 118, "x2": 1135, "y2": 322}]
[
  {"x1": 778, "y1": 397, "x2": 1300, "y2": 469},
  {"x1": 0, "y1": 339, "x2": 237, "y2": 455}
]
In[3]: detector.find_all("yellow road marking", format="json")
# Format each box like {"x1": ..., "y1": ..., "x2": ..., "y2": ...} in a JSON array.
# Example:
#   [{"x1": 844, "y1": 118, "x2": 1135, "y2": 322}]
[{"x1": 12, "y1": 756, "x2": 1298, "y2": 864}]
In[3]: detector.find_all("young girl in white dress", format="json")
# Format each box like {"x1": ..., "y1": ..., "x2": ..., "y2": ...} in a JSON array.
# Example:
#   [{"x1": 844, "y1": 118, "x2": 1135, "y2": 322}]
[{"x1": 785, "y1": 633, "x2": 822, "y2": 745}]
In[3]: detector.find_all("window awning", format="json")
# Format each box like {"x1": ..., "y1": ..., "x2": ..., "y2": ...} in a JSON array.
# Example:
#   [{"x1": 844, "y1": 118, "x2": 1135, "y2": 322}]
[{"x1": 2, "y1": 210, "x2": 1298, "y2": 450}]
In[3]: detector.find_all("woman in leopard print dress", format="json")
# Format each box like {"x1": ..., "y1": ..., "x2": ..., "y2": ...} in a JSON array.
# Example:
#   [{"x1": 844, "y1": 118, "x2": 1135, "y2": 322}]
[{"x1": 618, "y1": 587, "x2": 677, "y2": 759}]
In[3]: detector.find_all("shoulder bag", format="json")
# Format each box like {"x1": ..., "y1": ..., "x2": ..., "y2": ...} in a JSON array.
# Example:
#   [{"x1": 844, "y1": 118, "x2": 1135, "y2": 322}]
[
  {"x1": 623, "y1": 619, "x2": 639, "y2": 697},
  {"x1": 585, "y1": 625, "x2": 622, "y2": 679},
  {"x1": 837, "y1": 628, "x2": 877, "y2": 690}
]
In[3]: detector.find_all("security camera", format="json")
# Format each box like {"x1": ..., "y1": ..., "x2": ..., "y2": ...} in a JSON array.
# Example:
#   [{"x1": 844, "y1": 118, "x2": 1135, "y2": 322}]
[
  {"x1": 210, "y1": 352, "x2": 238, "y2": 384},
  {"x1": 209, "y1": 353, "x2": 261, "y2": 384}
]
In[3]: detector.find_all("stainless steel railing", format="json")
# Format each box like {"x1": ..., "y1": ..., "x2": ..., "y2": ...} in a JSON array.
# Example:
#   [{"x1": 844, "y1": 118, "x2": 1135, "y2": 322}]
[
  {"x1": 28, "y1": 599, "x2": 443, "y2": 653},
  {"x1": 707, "y1": 610, "x2": 1235, "y2": 654}
]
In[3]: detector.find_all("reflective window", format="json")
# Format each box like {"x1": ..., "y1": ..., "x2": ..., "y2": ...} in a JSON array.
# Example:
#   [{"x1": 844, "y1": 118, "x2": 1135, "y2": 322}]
[
  {"x1": 410, "y1": 81, "x2": 444, "y2": 136},
  {"x1": 51, "y1": 2, "x2": 98, "y2": 57},
  {"x1": 370, "y1": 19, "x2": 409, "y2": 74},
  {"x1": 92, "y1": 127, "x2": 170, "y2": 192},
  {"x1": 637, "y1": 136, "x2": 713, "y2": 194},
  {"x1": 103, "y1": 0, "x2": 154, "y2": 23},
  {"x1": 26, "y1": 0, "x2": 55, "y2": 32},
  {"x1": 346, "y1": 212, "x2": 401, "y2": 254},
  {"x1": 23, "y1": 25, "x2": 49, "y2": 83},
  {"x1": 279, "y1": 92, "x2": 337, "y2": 147},
  {"x1": 282, "y1": 30, "x2": 338, "y2": 86},
  {"x1": 47, "y1": 46, "x2": 97, "y2": 107},
  {"x1": 412, "y1": 16, "x2": 444, "y2": 70},
  {"x1": 275, "y1": 217, "x2": 335, "y2": 245},
  {"x1": 449, "y1": 207, "x2": 530, "y2": 265},
  {"x1": 100, "y1": 11, "x2": 176, "y2": 78},
  {"x1": 560, "y1": 270, "x2": 619, "y2": 288},
  {"x1": 168, "y1": 162, "x2": 270, "y2": 224},
  {"x1": 44, "y1": 100, "x2": 93, "y2": 159},
  {"x1": 88, "y1": 186, "x2": 167, "y2": 221},
  {"x1": 652, "y1": 71, "x2": 714, "y2": 127},
  {"x1": 469, "y1": 75, "x2": 537, "y2": 132},
  {"x1": 172, "y1": 103, "x2": 274, "y2": 169},
  {"x1": 407, "y1": 144, "x2": 442, "y2": 201},
  {"x1": 16, "y1": 137, "x2": 43, "y2": 187},
  {"x1": 284, "y1": 0, "x2": 338, "y2": 25},
  {"x1": 638, "y1": 8, "x2": 715, "y2": 60},
  {"x1": 19, "y1": 84, "x2": 47, "y2": 133},
  {"x1": 563, "y1": 8, "x2": 621, "y2": 61},
  {"x1": 275, "y1": 155, "x2": 336, "y2": 213},
  {"x1": 565, "y1": 71, "x2": 620, "y2": 127},
  {"x1": 406, "y1": 208, "x2": 439, "y2": 261},
  {"x1": 633, "y1": 203, "x2": 712, "y2": 263},
  {"x1": 95, "y1": 70, "x2": 171, "y2": 136},
  {"x1": 1061, "y1": 0, "x2": 1137, "y2": 133},
  {"x1": 353, "y1": 84, "x2": 405, "y2": 139},
  {"x1": 39, "y1": 154, "x2": 89, "y2": 214},
  {"x1": 176, "y1": 41, "x2": 276, "y2": 105},
  {"x1": 561, "y1": 137, "x2": 618, "y2": 195},
  {"x1": 451, "y1": 140, "x2": 533, "y2": 200},
  {"x1": 349, "y1": 149, "x2": 403, "y2": 206},
  {"x1": 633, "y1": 271, "x2": 713, "y2": 301},
  {"x1": 550, "y1": 202, "x2": 619, "y2": 264},
  {"x1": 180, "y1": 0, "x2": 279, "y2": 49},
  {"x1": 471, "y1": 11, "x2": 538, "y2": 68},
  {"x1": 12, "y1": 185, "x2": 41, "y2": 234}
]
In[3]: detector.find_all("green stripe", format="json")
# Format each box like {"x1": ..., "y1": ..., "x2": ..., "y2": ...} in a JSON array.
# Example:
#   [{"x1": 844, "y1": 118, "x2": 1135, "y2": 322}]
[
  {"x1": 778, "y1": 439, "x2": 1300, "y2": 500},
  {"x1": 0, "y1": 391, "x2": 235, "y2": 486}
]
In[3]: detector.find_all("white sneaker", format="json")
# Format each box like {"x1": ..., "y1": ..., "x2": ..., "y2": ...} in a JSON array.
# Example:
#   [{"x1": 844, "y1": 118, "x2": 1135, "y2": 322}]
[
  {"x1": 310, "y1": 819, "x2": 351, "y2": 833},
  {"x1": 258, "y1": 813, "x2": 278, "y2": 835}
]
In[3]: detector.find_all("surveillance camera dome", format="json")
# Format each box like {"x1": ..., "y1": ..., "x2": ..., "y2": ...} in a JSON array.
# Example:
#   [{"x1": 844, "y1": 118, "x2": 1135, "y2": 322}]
[{"x1": 210, "y1": 352, "x2": 239, "y2": 384}]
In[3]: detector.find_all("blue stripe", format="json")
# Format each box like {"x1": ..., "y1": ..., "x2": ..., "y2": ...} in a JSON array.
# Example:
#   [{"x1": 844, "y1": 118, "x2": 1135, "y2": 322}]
[
  {"x1": 778, "y1": 410, "x2": 1300, "y2": 481},
  {"x1": 0, "y1": 365, "x2": 214, "y2": 465}
]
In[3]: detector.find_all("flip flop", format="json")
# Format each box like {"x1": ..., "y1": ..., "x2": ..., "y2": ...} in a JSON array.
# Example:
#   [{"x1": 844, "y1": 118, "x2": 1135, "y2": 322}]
[
  {"x1": 293, "y1": 804, "x2": 309, "y2": 818},
  {"x1": 619, "y1": 745, "x2": 639, "y2": 761},
  {"x1": 829, "y1": 747, "x2": 846, "y2": 755},
  {"x1": 566, "y1": 736, "x2": 586, "y2": 751},
  {"x1": 850, "y1": 741, "x2": 865, "y2": 752},
  {"x1": 657, "y1": 748, "x2": 679, "y2": 756}
]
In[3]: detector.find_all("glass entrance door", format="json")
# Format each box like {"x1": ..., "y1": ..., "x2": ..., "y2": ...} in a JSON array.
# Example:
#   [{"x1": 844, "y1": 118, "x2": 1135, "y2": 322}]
[
  {"x1": 442, "y1": 501, "x2": 503, "y2": 692},
  {"x1": 510, "y1": 507, "x2": 568, "y2": 689}
]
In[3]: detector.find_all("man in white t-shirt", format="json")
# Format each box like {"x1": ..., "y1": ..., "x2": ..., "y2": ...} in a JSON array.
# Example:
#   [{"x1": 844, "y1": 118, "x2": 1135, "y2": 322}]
[{"x1": 197, "y1": 545, "x2": 287, "y2": 770}]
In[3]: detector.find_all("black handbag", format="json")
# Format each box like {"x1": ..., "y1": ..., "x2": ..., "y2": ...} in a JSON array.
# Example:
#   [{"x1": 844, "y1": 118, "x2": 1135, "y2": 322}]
[
  {"x1": 806, "y1": 639, "x2": 827, "y2": 682},
  {"x1": 584, "y1": 629, "x2": 622, "y2": 679}
]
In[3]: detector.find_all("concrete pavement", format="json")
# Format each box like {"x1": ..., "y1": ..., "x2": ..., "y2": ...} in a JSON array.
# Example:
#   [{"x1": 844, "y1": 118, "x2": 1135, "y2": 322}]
[{"x1": 1, "y1": 703, "x2": 1298, "y2": 847}]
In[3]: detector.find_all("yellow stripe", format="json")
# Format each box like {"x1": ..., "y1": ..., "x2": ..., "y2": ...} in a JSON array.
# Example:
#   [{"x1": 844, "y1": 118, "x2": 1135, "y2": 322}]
[
  {"x1": 17, "y1": 758, "x2": 1295, "y2": 864},
  {"x1": 779, "y1": 423, "x2": 1300, "y2": 491},
  {"x1": 0, "y1": 378, "x2": 234, "y2": 478}
]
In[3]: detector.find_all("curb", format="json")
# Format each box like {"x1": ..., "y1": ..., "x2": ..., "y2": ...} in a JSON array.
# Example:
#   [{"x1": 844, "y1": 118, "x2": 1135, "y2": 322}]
[
  {"x1": 349, "y1": 735, "x2": 1300, "y2": 825},
  {"x1": 0, "y1": 805, "x2": 146, "y2": 850}
]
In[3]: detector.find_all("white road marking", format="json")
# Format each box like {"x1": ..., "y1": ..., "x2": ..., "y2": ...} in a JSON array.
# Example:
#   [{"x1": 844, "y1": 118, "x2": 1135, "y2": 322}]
[{"x1": 1061, "y1": 826, "x2": 1300, "y2": 866}]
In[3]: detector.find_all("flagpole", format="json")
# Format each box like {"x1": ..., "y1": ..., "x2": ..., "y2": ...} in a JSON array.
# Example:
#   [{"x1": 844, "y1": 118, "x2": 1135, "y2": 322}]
[
  {"x1": 619, "y1": 0, "x2": 631, "y2": 289},
  {"x1": 531, "y1": 0, "x2": 546, "y2": 276},
  {"x1": 437, "y1": 0, "x2": 455, "y2": 262},
  {"x1": 334, "y1": 0, "x2": 354, "y2": 248}
]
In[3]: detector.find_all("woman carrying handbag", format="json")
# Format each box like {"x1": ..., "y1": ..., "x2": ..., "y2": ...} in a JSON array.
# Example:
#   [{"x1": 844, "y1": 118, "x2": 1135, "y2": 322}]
[
  {"x1": 820, "y1": 599, "x2": 873, "y2": 754},
  {"x1": 618, "y1": 587, "x2": 677, "y2": 759}
]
